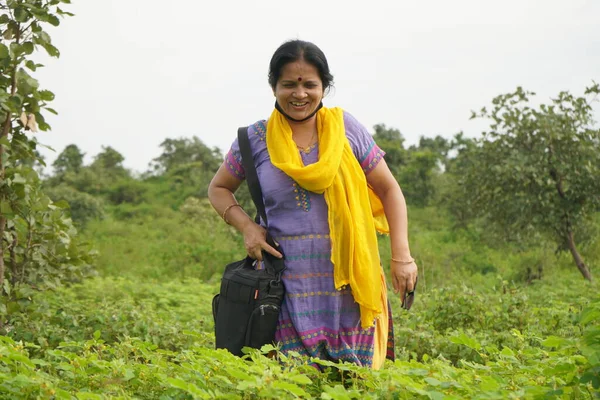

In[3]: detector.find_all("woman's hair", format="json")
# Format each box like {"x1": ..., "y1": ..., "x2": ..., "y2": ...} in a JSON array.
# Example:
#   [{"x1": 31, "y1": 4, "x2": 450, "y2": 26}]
[{"x1": 268, "y1": 40, "x2": 334, "y2": 93}]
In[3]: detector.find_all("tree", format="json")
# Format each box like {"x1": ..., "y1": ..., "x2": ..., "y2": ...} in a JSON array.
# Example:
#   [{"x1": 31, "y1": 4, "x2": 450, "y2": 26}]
[
  {"x1": 461, "y1": 85, "x2": 600, "y2": 281},
  {"x1": 53, "y1": 144, "x2": 85, "y2": 175},
  {"x1": 150, "y1": 137, "x2": 222, "y2": 175},
  {"x1": 440, "y1": 132, "x2": 479, "y2": 228},
  {"x1": 91, "y1": 146, "x2": 125, "y2": 172},
  {"x1": 397, "y1": 150, "x2": 439, "y2": 207},
  {"x1": 410, "y1": 135, "x2": 451, "y2": 170},
  {"x1": 372, "y1": 124, "x2": 407, "y2": 177},
  {"x1": 0, "y1": 1, "x2": 94, "y2": 317}
]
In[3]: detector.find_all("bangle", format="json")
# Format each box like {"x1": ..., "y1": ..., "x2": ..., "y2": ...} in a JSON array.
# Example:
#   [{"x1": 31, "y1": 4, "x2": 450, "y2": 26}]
[
  {"x1": 391, "y1": 257, "x2": 414, "y2": 264},
  {"x1": 222, "y1": 204, "x2": 243, "y2": 225}
]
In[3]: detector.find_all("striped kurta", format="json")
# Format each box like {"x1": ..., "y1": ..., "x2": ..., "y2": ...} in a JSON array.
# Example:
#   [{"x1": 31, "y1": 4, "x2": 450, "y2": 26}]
[{"x1": 225, "y1": 112, "x2": 394, "y2": 368}]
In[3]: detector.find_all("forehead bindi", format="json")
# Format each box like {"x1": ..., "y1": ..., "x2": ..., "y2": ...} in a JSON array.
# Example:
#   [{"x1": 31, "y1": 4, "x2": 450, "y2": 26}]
[{"x1": 280, "y1": 60, "x2": 321, "y2": 84}]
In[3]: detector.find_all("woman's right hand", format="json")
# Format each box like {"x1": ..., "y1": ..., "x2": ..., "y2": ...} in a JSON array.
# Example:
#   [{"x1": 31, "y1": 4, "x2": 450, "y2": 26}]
[{"x1": 241, "y1": 222, "x2": 283, "y2": 261}]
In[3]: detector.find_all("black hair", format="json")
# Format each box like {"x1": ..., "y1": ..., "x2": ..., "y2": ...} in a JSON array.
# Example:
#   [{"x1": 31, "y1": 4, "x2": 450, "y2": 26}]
[{"x1": 268, "y1": 40, "x2": 334, "y2": 94}]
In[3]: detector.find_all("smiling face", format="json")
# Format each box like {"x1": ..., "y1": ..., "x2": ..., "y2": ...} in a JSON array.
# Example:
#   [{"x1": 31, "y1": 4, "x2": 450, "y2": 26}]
[{"x1": 273, "y1": 59, "x2": 324, "y2": 122}]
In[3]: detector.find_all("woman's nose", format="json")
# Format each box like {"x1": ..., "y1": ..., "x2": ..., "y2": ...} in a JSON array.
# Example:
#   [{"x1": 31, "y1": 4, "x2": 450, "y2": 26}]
[{"x1": 293, "y1": 88, "x2": 308, "y2": 98}]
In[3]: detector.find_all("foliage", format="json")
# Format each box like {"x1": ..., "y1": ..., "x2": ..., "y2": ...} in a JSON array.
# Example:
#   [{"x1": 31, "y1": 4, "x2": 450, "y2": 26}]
[
  {"x1": 0, "y1": 270, "x2": 597, "y2": 399},
  {"x1": 52, "y1": 143, "x2": 84, "y2": 175},
  {"x1": 372, "y1": 123, "x2": 406, "y2": 177},
  {"x1": 455, "y1": 84, "x2": 600, "y2": 280},
  {"x1": 81, "y1": 205, "x2": 243, "y2": 281},
  {"x1": 45, "y1": 184, "x2": 105, "y2": 227},
  {"x1": 0, "y1": 0, "x2": 96, "y2": 333},
  {"x1": 149, "y1": 136, "x2": 223, "y2": 175},
  {"x1": 396, "y1": 150, "x2": 439, "y2": 207}
]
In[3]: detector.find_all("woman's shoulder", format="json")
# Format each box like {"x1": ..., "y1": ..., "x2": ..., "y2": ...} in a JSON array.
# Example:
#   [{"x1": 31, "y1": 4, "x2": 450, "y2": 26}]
[
  {"x1": 246, "y1": 119, "x2": 268, "y2": 141},
  {"x1": 342, "y1": 110, "x2": 371, "y2": 139}
]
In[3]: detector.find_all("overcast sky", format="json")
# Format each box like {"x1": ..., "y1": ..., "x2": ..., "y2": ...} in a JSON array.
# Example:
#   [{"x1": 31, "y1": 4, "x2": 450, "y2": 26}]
[{"x1": 33, "y1": 0, "x2": 600, "y2": 174}]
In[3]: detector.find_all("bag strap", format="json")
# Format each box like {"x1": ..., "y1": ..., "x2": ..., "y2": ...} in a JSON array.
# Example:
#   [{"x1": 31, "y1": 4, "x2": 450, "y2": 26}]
[
  {"x1": 237, "y1": 126, "x2": 285, "y2": 276},
  {"x1": 237, "y1": 127, "x2": 268, "y2": 227}
]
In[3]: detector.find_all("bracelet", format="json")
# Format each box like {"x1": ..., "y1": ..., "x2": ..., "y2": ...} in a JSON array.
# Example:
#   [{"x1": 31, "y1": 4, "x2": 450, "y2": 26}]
[
  {"x1": 222, "y1": 204, "x2": 243, "y2": 225},
  {"x1": 391, "y1": 257, "x2": 414, "y2": 264}
]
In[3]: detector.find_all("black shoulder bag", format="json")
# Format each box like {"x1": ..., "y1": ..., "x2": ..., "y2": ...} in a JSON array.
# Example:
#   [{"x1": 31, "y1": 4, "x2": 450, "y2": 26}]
[{"x1": 211, "y1": 126, "x2": 286, "y2": 356}]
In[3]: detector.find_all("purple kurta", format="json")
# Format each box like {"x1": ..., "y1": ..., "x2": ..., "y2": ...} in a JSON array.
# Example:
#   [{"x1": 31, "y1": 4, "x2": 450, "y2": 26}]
[{"x1": 225, "y1": 112, "x2": 394, "y2": 367}]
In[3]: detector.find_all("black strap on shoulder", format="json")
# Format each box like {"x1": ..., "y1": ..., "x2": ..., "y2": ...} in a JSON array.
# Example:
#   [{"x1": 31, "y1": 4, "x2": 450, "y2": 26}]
[
  {"x1": 237, "y1": 126, "x2": 284, "y2": 275},
  {"x1": 237, "y1": 127, "x2": 268, "y2": 227}
]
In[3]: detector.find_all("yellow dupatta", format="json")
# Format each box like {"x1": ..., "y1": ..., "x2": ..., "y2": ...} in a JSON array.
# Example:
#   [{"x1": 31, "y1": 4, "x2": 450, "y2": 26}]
[{"x1": 266, "y1": 106, "x2": 389, "y2": 328}]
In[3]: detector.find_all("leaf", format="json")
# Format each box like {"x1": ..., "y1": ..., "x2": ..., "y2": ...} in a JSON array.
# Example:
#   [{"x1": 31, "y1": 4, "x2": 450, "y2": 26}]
[
  {"x1": 41, "y1": 42, "x2": 60, "y2": 57},
  {"x1": 14, "y1": 7, "x2": 29, "y2": 23},
  {"x1": 166, "y1": 377, "x2": 189, "y2": 391},
  {"x1": 25, "y1": 60, "x2": 38, "y2": 71},
  {"x1": 542, "y1": 336, "x2": 566, "y2": 348},
  {"x1": 123, "y1": 368, "x2": 135, "y2": 381},
  {"x1": 26, "y1": 113, "x2": 39, "y2": 132},
  {"x1": 22, "y1": 41, "x2": 34, "y2": 55},
  {"x1": 580, "y1": 308, "x2": 600, "y2": 326},
  {"x1": 2, "y1": 26, "x2": 13, "y2": 40},
  {"x1": 76, "y1": 393, "x2": 103, "y2": 400},
  {"x1": 0, "y1": 43, "x2": 9, "y2": 59},
  {"x1": 228, "y1": 369, "x2": 255, "y2": 382},
  {"x1": 424, "y1": 377, "x2": 442, "y2": 386},
  {"x1": 450, "y1": 332, "x2": 481, "y2": 350},
  {"x1": 48, "y1": 14, "x2": 61, "y2": 26},
  {"x1": 53, "y1": 200, "x2": 70, "y2": 209},
  {"x1": 2, "y1": 201, "x2": 15, "y2": 217},
  {"x1": 272, "y1": 381, "x2": 308, "y2": 397},
  {"x1": 11, "y1": 173, "x2": 27, "y2": 184},
  {"x1": 500, "y1": 347, "x2": 515, "y2": 356},
  {"x1": 287, "y1": 373, "x2": 312, "y2": 385},
  {"x1": 3, "y1": 279, "x2": 10, "y2": 296},
  {"x1": 39, "y1": 90, "x2": 55, "y2": 101},
  {"x1": 20, "y1": 111, "x2": 28, "y2": 126}
]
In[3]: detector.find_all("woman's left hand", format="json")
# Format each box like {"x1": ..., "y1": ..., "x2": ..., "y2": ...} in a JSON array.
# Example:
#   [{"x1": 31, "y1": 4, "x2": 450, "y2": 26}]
[{"x1": 390, "y1": 260, "x2": 418, "y2": 302}]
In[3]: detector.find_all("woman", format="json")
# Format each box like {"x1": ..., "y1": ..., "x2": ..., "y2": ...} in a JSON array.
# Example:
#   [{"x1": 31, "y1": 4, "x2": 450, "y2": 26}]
[{"x1": 208, "y1": 40, "x2": 417, "y2": 370}]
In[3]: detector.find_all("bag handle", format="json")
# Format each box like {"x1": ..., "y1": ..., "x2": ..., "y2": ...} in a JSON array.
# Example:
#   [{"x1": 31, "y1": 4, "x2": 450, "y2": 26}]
[{"x1": 237, "y1": 126, "x2": 285, "y2": 275}]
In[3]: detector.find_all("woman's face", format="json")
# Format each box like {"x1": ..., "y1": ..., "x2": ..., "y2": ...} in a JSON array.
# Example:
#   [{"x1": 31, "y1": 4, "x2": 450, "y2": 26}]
[{"x1": 273, "y1": 59, "x2": 324, "y2": 121}]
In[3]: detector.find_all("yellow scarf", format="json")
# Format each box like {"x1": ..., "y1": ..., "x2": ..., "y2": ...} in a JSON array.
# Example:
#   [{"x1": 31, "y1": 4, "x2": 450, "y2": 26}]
[{"x1": 266, "y1": 106, "x2": 389, "y2": 328}]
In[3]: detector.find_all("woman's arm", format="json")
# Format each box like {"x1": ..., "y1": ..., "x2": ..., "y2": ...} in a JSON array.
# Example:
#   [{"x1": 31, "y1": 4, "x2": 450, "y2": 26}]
[
  {"x1": 366, "y1": 159, "x2": 418, "y2": 298},
  {"x1": 208, "y1": 163, "x2": 282, "y2": 260}
]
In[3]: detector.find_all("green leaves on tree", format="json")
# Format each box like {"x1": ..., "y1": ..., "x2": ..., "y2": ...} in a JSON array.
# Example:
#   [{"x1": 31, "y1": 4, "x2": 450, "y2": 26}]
[{"x1": 455, "y1": 84, "x2": 600, "y2": 281}]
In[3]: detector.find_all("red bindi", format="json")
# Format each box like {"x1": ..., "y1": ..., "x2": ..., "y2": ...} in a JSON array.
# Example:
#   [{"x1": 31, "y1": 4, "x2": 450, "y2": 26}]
[{"x1": 297, "y1": 77, "x2": 302, "y2": 81}]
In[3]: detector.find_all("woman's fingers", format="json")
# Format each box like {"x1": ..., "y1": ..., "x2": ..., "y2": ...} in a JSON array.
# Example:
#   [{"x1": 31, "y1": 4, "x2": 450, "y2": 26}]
[
  {"x1": 247, "y1": 241, "x2": 283, "y2": 260},
  {"x1": 263, "y1": 243, "x2": 283, "y2": 259}
]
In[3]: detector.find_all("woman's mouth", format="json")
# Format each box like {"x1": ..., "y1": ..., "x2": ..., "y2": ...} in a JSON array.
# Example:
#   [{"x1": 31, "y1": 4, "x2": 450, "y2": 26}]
[{"x1": 290, "y1": 101, "x2": 309, "y2": 110}]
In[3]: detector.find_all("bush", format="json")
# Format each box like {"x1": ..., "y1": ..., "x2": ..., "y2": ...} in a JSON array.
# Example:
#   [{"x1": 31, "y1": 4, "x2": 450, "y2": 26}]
[{"x1": 45, "y1": 184, "x2": 105, "y2": 228}]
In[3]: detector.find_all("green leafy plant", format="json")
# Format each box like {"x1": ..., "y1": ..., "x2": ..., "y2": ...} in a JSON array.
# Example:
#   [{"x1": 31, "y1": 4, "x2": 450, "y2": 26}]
[
  {"x1": 0, "y1": 0, "x2": 94, "y2": 326},
  {"x1": 458, "y1": 85, "x2": 600, "y2": 281}
]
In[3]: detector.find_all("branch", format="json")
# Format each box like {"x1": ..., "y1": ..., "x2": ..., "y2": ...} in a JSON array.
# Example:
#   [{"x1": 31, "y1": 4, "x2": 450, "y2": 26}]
[
  {"x1": 9, "y1": 229, "x2": 17, "y2": 286},
  {"x1": 1, "y1": 22, "x2": 20, "y2": 140}
]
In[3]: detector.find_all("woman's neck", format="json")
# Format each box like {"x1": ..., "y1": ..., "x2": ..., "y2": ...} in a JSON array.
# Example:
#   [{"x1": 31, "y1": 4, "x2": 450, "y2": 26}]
[
  {"x1": 290, "y1": 117, "x2": 318, "y2": 148},
  {"x1": 289, "y1": 116, "x2": 317, "y2": 135}
]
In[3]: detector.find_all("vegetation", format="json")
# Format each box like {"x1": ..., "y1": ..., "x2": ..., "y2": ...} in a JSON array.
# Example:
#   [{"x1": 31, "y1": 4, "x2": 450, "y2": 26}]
[
  {"x1": 0, "y1": 0, "x2": 94, "y2": 320},
  {"x1": 0, "y1": 1, "x2": 599, "y2": 398}
]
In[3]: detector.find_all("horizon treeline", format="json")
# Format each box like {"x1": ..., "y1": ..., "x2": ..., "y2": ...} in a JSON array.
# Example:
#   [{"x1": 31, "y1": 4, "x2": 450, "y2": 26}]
[{"x1": 42, "y1": 84, "x2": 600, "y2": 282}]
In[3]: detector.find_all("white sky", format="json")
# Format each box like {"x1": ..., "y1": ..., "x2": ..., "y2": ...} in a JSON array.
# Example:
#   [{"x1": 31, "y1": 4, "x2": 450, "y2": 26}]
[{"x1": 33, "y1": 0, "x2": 600, "y2": 174}]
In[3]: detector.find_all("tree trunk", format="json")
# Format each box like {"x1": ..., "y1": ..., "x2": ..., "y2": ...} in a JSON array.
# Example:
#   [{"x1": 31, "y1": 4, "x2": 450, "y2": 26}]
[
  {"x1": 566, "y1": 229, "x2": 593, "y2": 281},
  {"x1": 0, "y1": 216, "x2": 4, "y2": 295}
]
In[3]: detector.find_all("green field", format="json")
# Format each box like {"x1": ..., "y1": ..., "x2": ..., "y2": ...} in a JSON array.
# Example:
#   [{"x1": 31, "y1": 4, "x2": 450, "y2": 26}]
[{"x1": 1, "y1": 205, "x2": 599, "y2": 399}]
